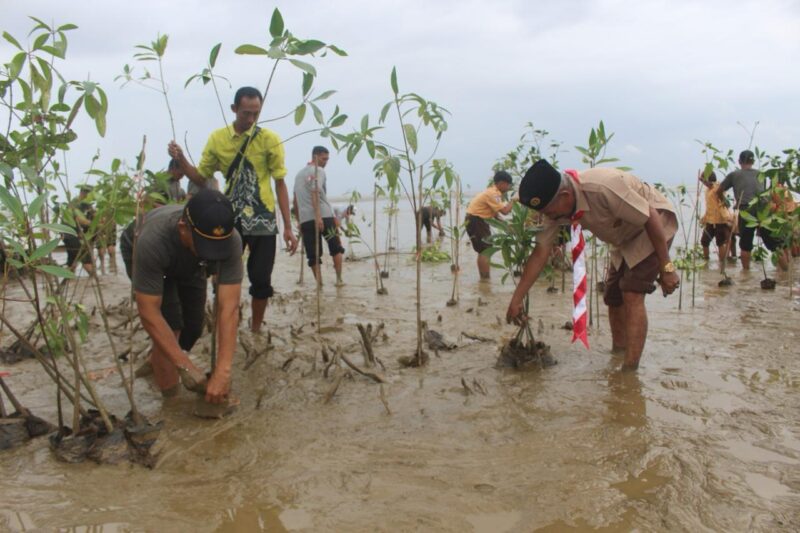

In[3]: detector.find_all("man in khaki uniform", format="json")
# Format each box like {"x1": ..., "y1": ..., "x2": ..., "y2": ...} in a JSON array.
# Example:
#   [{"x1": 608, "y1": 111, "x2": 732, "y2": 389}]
[{"x1": 506, "y1": 160, "x2": 680, "y2": 371}]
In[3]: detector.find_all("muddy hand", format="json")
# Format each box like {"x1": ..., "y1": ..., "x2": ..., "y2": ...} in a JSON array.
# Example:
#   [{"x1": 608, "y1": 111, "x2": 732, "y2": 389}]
[
  {"x1": 659, "y1": 271, "x2": 680, "y2": 296},
  {"x1": 506, "y1": 299, "x2": 528, "y2": 326},
  {"x1": 178, "y1": 365, "x2": 207, "y2": 394},
  {"x1": 205, "y1": 369, "x2": 231, "y2": 404}
]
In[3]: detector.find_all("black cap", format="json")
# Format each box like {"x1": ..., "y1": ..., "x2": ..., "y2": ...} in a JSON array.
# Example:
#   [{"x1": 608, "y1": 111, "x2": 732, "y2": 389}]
[
  {"x1": 739, "y1": 150, "x2": 755, "y2": 164},
  {"x1": 493, "y1": 170, "x2": 513, "y2": 184},
  {"x1": 184, "y1": 189, "x2": 236, "y2": 261},
  {"x1": 78, "y1": 184, "x2": 94, "y2": 193},
  {"x1": 520, "y1": 159, "x2": 561, "y2": 210}
]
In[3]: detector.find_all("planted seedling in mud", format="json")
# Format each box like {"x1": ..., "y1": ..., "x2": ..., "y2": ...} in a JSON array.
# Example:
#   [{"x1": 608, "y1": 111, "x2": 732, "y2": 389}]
[
  {"x1": 335, "y1": 67, "x2": 456, "y2": 366},
  {"x1": 0, "y1": 19, "x2": 161, "y2": 464},
  {"x1": 656, "y1": 183, "x2": 706, "y2": 309},
  {"x1": 751, "y1": 245, "x2": 776, "y2": 290},
  {"x1": 481, "y1": 203, "x2": 553, "y2": 368},
  {"x1": 383, "y1": 181, "x2": 401, "y2": 260},
  {"x1": 342, "y1": 192, "x2": 388, "y2": 295},
  {"x1": 443, "y1": 165, "x2": 465, "y2": 306},
  {"x1": 741, "y1": 149, "x2": 800, "y2": 296}
]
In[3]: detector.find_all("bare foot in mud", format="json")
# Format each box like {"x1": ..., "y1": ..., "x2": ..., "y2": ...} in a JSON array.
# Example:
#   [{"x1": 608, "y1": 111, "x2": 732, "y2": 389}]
[
  {"x1": 621, "y1": 359, "x2": 640, "y2": 371},
  {"x1": 335, "y1": 279, "x2": 345, "y2": 287},
  {"x1": 610, "y1": 345, "x2": 626, "y2": 355}
]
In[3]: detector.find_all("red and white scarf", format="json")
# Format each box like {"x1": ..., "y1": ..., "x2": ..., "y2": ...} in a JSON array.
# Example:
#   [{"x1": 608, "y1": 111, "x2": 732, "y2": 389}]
[{"x1": 565, "y1": 169, "x2": 589, "y2": 349}]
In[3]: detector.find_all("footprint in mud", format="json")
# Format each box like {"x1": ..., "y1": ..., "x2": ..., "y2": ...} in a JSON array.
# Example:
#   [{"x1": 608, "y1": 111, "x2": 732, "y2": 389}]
[{"x1": 473, "y1": 483, "x2": 496, "y2": 493}]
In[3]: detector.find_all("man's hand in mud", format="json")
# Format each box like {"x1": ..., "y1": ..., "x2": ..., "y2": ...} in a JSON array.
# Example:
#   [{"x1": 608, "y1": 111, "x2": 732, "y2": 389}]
[
  {"x1": 205, "y1": 367, "x2": 231, "y2": 404},
  {"x1": 506, "y1": 297, "x2": 528, "y2": 326},
  {"x1": 658, "y1": 271, "x2": 680, "y2": 296}
]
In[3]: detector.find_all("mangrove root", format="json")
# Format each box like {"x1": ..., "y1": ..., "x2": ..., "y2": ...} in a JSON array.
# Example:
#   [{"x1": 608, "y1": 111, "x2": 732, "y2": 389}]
[{"x1": 497, "y1": 338, "x2": 556, "y2": 370}]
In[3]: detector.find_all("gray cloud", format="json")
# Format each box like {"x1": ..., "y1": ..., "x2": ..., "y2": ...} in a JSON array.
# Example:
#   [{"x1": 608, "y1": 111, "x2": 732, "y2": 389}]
[{"x1": 2, "y1": 0, "x2": 798, "y2": 195}]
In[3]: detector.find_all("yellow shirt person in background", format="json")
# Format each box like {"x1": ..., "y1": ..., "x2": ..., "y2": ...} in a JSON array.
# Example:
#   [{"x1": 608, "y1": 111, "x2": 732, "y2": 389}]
[
  {"x1": 465, "y1": 171, "x2": 516, "y2": 279},
  {"x1": 699, "y1": 171, "x2": 733, "y2": 269}
]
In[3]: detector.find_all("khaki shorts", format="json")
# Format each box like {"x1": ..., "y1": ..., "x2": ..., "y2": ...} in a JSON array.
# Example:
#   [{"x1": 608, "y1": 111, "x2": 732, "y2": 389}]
[
  {"x1": 603, "y1": 252, "x2": 662, "y2": 307},
  {"x1": 466, "y1": 214, "x2": 491, "y2": 253}
]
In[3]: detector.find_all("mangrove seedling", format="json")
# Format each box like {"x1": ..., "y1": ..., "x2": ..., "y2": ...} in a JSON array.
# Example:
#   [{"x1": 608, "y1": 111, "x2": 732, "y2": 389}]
[{"x1": 482, "y1": 203, "x2": 553, "y2": 368}]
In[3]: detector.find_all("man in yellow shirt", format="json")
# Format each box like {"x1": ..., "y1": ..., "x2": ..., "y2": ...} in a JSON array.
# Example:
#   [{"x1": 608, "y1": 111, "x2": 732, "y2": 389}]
[
  {"x1": 168, "y1": 87, "x2": 298, "y2": 333},
  {"x1": 465, "y1": 170, "x2": 516, "y2": 279}
]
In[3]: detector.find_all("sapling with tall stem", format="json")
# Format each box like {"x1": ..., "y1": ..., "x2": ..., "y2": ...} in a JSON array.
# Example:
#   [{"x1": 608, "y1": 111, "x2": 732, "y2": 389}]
[
  {"x1": 0, "y1": 20, "x2": 142, "y2": 444},
  {"x1": 574, "y1": 121, "x2": 628, "y2": 327},
  {"x1": 337, "y1": 68, "x2": 453, "y2": 365}
]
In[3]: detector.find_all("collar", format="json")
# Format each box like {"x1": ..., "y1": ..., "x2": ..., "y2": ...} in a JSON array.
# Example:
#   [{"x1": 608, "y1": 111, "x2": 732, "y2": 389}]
[
  {"x1": 228, "y1": 123, "x2": 254, "y2": 139},
  {"x1": 565, "y1": 169, "x2": 590, "y2": 220}
]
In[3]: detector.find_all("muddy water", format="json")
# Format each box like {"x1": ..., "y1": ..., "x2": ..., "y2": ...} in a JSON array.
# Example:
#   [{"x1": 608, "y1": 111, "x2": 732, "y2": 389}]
[{"x1": 1, "y1": 243, "x2": 799, "y2": 532}]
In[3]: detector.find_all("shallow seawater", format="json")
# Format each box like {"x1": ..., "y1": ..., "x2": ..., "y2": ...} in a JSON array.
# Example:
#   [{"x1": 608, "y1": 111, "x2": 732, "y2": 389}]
[{"x1": 1, "y1": 243, "x2": 799, "y2": 532}]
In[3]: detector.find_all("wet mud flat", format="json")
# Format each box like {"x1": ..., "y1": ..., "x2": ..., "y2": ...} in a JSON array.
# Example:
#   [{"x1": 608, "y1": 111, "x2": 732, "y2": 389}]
[{"x1": 1, "y1": 251, "x2": 799, "y2": 532}]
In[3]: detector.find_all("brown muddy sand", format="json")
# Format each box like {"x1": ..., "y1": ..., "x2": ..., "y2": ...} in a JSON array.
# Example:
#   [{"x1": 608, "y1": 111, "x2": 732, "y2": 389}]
[{"x1": 1, "y1": 248, "x2": 799, "y2": 532}]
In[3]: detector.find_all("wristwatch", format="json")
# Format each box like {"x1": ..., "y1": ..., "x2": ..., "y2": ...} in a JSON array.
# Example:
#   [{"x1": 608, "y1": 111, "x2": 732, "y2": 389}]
[{"x1": 661, "y1": 261, "x2": 676, "y2": 274}]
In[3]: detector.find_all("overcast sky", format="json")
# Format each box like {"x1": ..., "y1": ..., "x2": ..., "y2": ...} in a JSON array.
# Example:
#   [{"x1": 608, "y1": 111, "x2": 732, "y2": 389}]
[{"x1": 3, "y1": 0, "x2": 799, "y2": 196}]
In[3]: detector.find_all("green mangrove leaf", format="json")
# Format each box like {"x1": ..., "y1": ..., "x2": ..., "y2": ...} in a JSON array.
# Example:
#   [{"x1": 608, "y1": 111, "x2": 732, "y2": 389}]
[
  {"x1": 36, "y1": 264, "x2": 76, "y2": 279},
  {"x1": 269, "y1": 8, "x2": 285, "y2": 38}
]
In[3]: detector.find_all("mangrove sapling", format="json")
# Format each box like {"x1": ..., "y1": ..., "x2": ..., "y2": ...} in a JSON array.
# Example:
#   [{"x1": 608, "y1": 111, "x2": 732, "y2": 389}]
[
  {"x1": 117, "y1": 33, "x2": 178, "y2": 141},
  {"x1": 0, "y1": 19, "x2": 160, "y2": 464},
  {"x1": 544, "y1": 262, "x2": 558, "y2": 293},
  {"x1": 342, "y1": 213, "x2": 386, "y2": 295},
  {"x1": 79, "y1": 161, "x2": 142, "y2": 424},
  {"x1": 493, "y1": 122, "x2": 564, "y2": 181},
  {"x1": 659, "y1": 184, "x2": 705, "y2": 309},
  {"x1": 337, "y1": 67, "x2": 455, "y2": 366},
  {"x1": 574, "y1": 121, "x2": 629, "y2": 326},
  {"x1": 236, "y1": 7, "x2": 349, "y2": 150},
  {"x1": 381, "y1": 183, "x2": 401, "y2": 276},
  {"x1": 482, "y1": 203, "x2": 553, "y2": 368},
  {"x1": 746, "y1": 150, "x2": 800, "y2": 296},
  {"x1": 185, "y1": 43, "x2": 231, "y2": 130},
  {"x1": 446, "y1": 171, "x2": 464, "y2": 306},
  {"x1": 751, "y1": 245, "x2": 776, "y2": 290}
]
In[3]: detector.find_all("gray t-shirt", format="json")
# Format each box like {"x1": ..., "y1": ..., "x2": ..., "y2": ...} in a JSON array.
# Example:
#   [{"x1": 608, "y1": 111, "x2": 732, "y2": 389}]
[
  {"x1": 293, "y1": 164, "x2": 333, "y2": 223},
  {"x1": 720, "y1": 168, "x2": 764, "y2": 210},
  {"x1": 130, "y1": 205, "x2": 243, "y2": 295}
]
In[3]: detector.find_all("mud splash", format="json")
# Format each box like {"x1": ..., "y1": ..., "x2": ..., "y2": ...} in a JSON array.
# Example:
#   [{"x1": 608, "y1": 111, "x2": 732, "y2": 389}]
[{"x1": 0, "y1": 248, "x2": 798, "y2": 531}]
